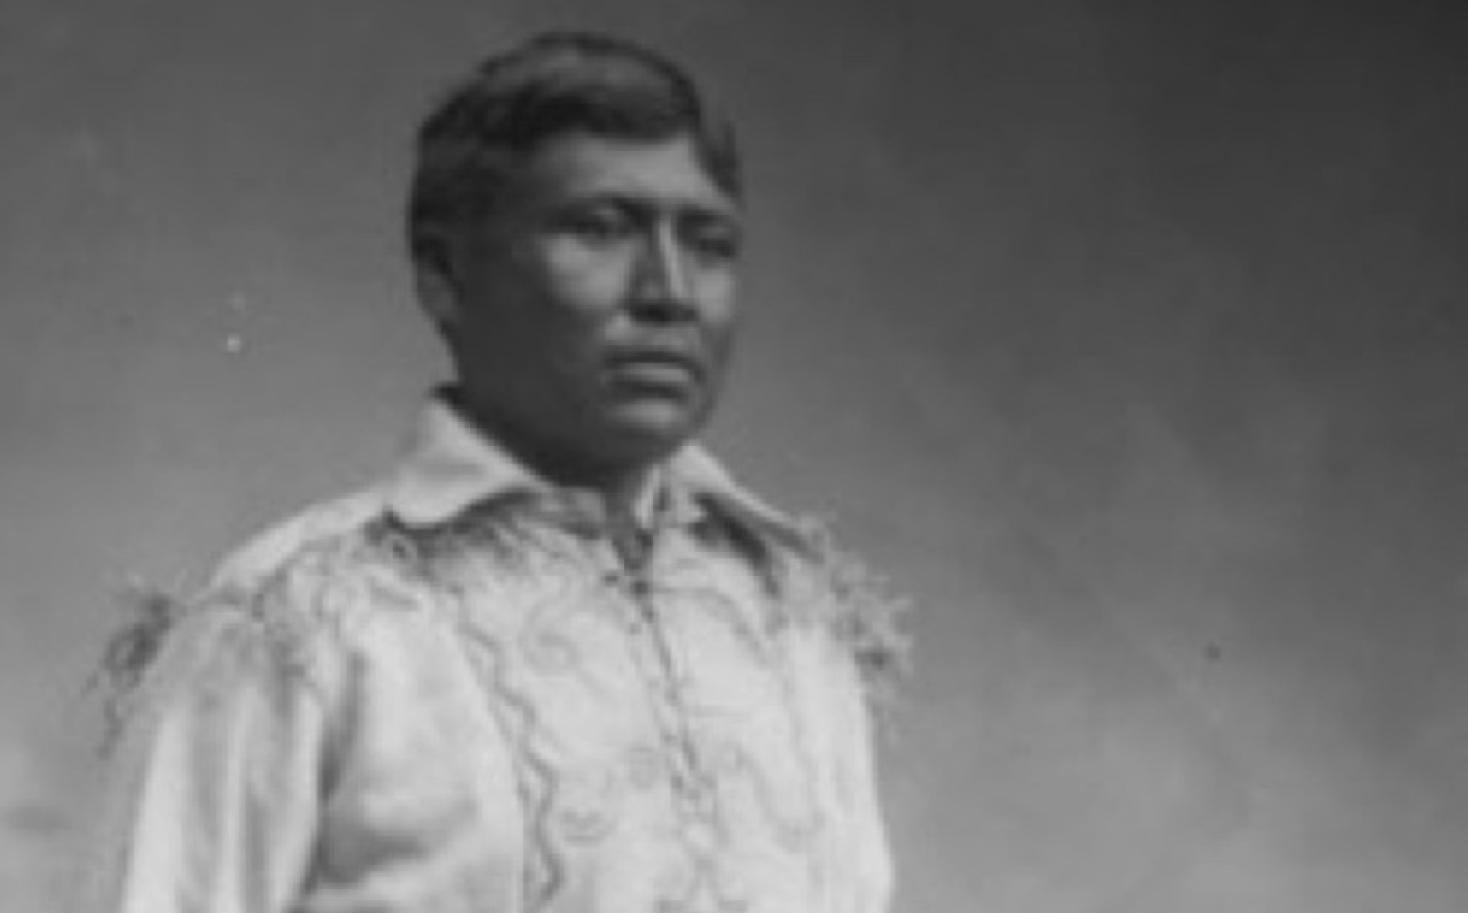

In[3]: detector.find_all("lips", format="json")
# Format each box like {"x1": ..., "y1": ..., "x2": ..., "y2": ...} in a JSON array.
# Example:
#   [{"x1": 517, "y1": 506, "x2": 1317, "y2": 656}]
[{"x1": 606, "y1": 347, "x2": 704, "y2": 385}]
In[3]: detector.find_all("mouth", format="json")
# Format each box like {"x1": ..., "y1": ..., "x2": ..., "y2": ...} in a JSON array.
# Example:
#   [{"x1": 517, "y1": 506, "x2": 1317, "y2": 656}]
[{"x1": 605, "y1": 349, "x2": 704, "y2": 388}]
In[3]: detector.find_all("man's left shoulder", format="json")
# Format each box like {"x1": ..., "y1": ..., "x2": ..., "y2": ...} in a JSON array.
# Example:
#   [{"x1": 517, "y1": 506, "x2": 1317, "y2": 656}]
[{"x1": 775, "y1": 520, "x2": 911, "y2": 695}]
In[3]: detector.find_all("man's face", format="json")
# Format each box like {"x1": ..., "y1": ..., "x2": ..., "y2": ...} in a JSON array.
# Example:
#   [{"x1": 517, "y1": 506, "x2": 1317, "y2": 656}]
[{"x1": 433, "y1": 132, "x2": 743, "y2": 480}]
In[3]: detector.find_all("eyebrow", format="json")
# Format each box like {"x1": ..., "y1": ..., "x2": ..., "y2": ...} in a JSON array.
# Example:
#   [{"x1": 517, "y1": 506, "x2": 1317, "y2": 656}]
[{"x1": 557, "y1": 186, "x2": 740, "y2": 217}]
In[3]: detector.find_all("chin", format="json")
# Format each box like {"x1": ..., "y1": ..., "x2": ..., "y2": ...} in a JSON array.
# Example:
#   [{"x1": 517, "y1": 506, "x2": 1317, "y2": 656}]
[{"x1": 600, "y1": 401, "x2": 706, "y2": 460}]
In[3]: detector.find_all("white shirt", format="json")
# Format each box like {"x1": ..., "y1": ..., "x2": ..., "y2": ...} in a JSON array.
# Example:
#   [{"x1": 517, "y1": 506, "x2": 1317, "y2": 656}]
[{"x1": 83, "y1": 396, "x2": 896, "y2": 913}]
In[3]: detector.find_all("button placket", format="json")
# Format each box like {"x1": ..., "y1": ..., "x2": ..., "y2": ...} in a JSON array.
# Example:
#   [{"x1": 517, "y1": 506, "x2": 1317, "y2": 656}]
[{"x1": 604, "y1": 532, "x2": 728, "y2": 847}]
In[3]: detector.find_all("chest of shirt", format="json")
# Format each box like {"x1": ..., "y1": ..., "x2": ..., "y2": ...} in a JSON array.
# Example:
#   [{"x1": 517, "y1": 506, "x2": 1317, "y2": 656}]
[{"x1": 401, "y1": 522, "x2": 835, "y2": 849}]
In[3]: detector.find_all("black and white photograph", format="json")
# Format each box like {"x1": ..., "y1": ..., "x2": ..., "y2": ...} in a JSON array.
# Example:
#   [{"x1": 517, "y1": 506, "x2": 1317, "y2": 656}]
[{"x1": 0, "y1": 1, "x2": 1464, "y2": 911}]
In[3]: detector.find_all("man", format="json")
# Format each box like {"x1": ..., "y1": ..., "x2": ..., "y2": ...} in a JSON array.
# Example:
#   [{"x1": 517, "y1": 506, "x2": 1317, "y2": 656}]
[{"x1": 85, "y1": 32, "x2": 899, "y2": 913}]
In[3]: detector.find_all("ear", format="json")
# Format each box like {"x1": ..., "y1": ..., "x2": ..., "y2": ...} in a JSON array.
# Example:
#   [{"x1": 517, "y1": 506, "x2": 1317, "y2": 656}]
[{"x1": 412, "y1": 235, "x2": 461, "y2": 328}]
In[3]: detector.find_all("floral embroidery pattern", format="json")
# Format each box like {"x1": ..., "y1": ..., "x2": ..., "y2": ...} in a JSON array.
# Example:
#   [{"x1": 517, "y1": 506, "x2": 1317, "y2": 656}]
[
  {"x1": 94, "y1": 496, "x2": 894, "y2": 912},
  {"x1": 84, "y1": 400, "x2": 895, "y2": 913}
]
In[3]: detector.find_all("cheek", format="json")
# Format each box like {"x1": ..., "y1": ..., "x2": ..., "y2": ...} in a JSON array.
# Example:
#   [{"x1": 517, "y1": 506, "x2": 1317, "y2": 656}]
[
  {"x1": 701, "y1": 276, "x2": 741, "y2": 336},
  {"x1": 702, "y1": 312, "x2": 739, "y2": 379},
  {"x1": 539, "y1": 244, "x2": 634, "y2": 312}
]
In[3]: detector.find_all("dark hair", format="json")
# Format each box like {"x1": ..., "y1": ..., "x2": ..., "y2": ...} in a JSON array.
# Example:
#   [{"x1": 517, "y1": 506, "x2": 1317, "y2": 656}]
[{"x1": 407, "y1": 31, "x2": 740, "y2": 266}]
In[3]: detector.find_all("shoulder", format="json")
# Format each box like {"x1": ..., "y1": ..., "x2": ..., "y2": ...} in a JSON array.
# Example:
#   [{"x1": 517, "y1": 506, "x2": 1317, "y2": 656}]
[
  {"x1": 777, "y1": 519, "x2": 911, "y2": 698},
  {"x1": 674, "y1": 447, "x2": 911, "y2": 693},
  {"x1": 195, "y1": 486, "x2": 418, "y2": 664},
  {"x1": 96, "y1": 485, "x2": 425, "y2": 741},
  {"x1": 208, "y1": 487, "x2": 390, "y2": 591}
]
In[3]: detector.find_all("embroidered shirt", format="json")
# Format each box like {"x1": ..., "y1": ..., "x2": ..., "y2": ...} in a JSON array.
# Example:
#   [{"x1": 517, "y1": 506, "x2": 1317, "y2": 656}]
[{"x1": 82, "y1": 395, "x2": 894, "y2": 913}]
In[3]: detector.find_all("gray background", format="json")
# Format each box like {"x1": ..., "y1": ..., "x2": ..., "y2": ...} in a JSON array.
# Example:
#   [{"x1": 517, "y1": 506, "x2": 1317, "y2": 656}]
[{"x1": 2, "y1": 0, "x2": 1465, "y2": 910}]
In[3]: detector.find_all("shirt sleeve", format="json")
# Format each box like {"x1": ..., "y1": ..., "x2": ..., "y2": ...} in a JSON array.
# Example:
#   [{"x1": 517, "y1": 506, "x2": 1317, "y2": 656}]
[
  {"x1": 792, "y1": 535, "x2": 900, "y2": 913},
  {"x1": 78, "y1": 592, "x2": 340, "y2": 913},
  {"x1": 833, "y1": 653, "x2": 896, "y2": 913}
]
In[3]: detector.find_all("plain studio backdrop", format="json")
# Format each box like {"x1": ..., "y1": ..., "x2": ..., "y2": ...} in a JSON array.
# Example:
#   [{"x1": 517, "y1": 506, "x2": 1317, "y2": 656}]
[{"x1": 1, "y1": 0, "x2": 1465, "y2": 910}]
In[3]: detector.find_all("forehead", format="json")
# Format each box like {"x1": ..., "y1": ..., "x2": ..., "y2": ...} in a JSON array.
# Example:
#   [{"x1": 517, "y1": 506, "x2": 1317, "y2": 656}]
[{"x1": 512, "y1": 133, "x2": 739, "y2": 214}]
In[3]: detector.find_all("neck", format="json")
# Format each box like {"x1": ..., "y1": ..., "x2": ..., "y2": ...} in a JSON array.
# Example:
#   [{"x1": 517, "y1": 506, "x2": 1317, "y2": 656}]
[
  {"x1": 587, "y1": 466, "x2": 656, "y2": 525},
  {"x1": 445, "y1": 389, "x2": 661, "y2": 517}
]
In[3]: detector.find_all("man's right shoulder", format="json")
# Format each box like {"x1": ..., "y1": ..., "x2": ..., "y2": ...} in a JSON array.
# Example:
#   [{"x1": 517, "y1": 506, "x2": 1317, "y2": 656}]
[
  {"x1": 208, "y1": 485, "x2": 392, "y2": 593},
  {"x1": 95, "y1": 484, "x2": 404, "y2": 746}
]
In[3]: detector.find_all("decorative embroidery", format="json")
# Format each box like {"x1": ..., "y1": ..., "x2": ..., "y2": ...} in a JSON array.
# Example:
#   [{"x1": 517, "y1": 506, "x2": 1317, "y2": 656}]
[
  {"x1": 453, "y1": 612, "x2": 567, "y2": 910},
  {"x1": 651, "y1": 580, "x2": 776, "y2": 667},
  {"x1": 791, "y1": 518, "x2": 912, "y2": 701},
  {"x1": 654, "y1": 851, "x2": 753, "y2": 913},
  {"x1": 93, "y1": 481, "x2": 898, "y2": 912},
  {"x1": 516, "y1": 555, "x2": 612, "y2": 676},
  {"x1": 553, "y1": 766, "x2": 624, "y2": 844},
  {"x1": 378, "y1": 497, "x2": 843, "y2": 912},
  {"x1": 94, "y1": 535, "x2": 382, "y2": 749},
  {"x1": 365, "y1": 499, "x2": 537, "y2": 581},
  {"x1": 624, "y1": 742, "x2": 666, "y2": 790}
]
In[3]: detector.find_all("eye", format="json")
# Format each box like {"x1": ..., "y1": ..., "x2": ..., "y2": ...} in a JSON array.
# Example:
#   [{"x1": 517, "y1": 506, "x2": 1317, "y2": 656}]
[
  {"x1": 682, "y1": 216, "x2": 743, "y2": 263},
  {"x1": 552, "y1": 204, "x2": 634, "y2": 246}
]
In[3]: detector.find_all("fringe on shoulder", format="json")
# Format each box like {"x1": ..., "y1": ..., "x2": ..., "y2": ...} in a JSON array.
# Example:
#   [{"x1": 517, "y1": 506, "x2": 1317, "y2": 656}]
[
  {"x1": 789, "y1": 517, "x2": 912, "y2": 705},
  {"x1": 89, "y1": 581, "x2": 191, "y2": 751},
  {"x1": 88, "y1": 531, "x2": 395, "y2": 753}
]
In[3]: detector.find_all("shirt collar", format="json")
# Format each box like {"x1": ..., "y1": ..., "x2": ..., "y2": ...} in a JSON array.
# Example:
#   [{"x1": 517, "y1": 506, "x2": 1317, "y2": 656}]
[{"x1": 381, "y1": 392, "x2": 801, "y2": 542}]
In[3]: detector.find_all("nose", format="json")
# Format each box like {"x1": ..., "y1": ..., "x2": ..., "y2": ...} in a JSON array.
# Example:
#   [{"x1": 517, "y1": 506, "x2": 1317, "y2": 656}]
[{"x1": 630, "y1": 223, "x2": 695, "y2": 321}]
